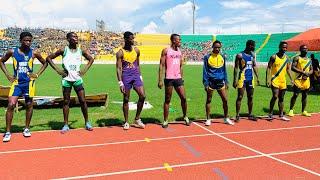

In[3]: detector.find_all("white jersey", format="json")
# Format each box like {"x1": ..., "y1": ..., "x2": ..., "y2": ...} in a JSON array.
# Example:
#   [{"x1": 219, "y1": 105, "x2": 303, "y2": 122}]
[{"x1": 62, "y1": 46, "x2": 82, "y2": 81}]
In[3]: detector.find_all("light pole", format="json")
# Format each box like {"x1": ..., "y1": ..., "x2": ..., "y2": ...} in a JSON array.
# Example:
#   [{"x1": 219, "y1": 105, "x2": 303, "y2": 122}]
[{"x1": 192, "y1": 0, "x2": 196, "y2": 34}]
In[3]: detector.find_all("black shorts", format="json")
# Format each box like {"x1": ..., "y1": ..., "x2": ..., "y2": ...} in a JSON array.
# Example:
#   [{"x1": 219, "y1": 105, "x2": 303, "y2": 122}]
[
  {"x1": 208, "y1": 79, "x2": 225, "y2": 90},
  {"x1": 164, "y1": 78, "x2": 184, "y2": 88}
]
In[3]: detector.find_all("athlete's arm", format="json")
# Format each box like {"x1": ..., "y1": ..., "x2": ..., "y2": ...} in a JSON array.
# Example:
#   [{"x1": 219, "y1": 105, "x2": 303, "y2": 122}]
[
  {"x1": 202, "y1": 55, "x2": 208, "y2": 88},
  {"x1": 291, "y1": 56, "x2": 305, "y2": 74},
  {"x1": 80, "y1": 48, "x2": 94, "y2": 76},
  {"x1": 135, "y1": 47, "x2": 142, "y2": 79},
  {"x1": 46, "y1": 49, "x2": 67, "y2": 76},
  {"x1": 223, "y1": 54, "x2": 229, "y2": 87},
  {"x1": 252, "y1": 53, "x2": 260, "y2": 85},
  {"x1": 158, "y1": 48, "x2": 167, "y2": 89},
  {"x1": 180, "y1": 54, "x2": 184, "y2": 78},
  {"x1": 233, "y1": 53, "x2": 241, "y2": 88},
  {"x1": 0, "y1": 49, "x2": 15, "y2": 82},
  {"x1": 286, "y1": 56, "x2": 294, "y2": 84},
  {"x1": 31, "y1": 51, "x2": 48, "y2": 79},
  {"x1": 116, "y1": 49, "x2": 125, "y2": 93},
  {"x1": 266, "y1": 55, "x2": 275, "y2": 87}
]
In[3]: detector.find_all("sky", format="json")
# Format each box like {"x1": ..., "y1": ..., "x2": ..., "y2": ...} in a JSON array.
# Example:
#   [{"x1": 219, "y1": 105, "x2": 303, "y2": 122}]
[{"x1": 0, "y1": 0, "x2": 319, "y2": 34}]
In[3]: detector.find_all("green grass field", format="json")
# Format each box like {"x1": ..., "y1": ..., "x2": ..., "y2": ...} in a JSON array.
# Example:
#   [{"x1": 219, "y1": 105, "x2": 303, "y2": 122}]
[{"x1": 0, "y1": 64, "x2": 319, "y2": 133}]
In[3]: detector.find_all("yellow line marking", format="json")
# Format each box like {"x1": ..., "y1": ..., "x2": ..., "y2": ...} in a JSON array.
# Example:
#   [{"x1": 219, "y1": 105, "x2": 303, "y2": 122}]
[
  {"x1": 144, "y1": 138, "x2": 151, "y2": 143},
  {"x1": 163, "y1": 163, "x2": 173, "y2": 172}
]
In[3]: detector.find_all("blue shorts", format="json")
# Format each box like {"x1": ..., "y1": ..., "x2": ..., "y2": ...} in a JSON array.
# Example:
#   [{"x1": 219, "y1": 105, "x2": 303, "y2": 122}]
[{"x1": 9, "y1": 80, "x2": 35, "y2": 98}]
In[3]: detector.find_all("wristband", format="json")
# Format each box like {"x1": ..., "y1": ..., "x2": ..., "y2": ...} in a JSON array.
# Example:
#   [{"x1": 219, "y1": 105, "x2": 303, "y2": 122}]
[{"x1": 118, "y1": 81, "x2": 124, "y2": 87}]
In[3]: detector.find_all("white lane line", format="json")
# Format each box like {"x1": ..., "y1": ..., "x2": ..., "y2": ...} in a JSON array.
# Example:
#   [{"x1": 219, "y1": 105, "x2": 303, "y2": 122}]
[
  {"x1": 52, "y1": 147, "x2": 320, "y2": 180},
  {"x1": 194, "y1": 123, "x2": 320, "y2": 177}
]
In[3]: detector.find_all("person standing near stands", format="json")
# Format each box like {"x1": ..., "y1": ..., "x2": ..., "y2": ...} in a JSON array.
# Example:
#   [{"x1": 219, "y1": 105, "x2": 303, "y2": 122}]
[
  {"x1": 288, "y1": 45, "x2": 313, "y2": 117},
  {"x1": 0, "y1": 32, "x2": 47, "y2": 142},
  {"x1": 233, "y1": 40, "x2": 260, "y2": 122},
  {"x1": 158, "y1": 34, "x2": 190, "y2": 128},
  {"x1": 202, "y1": 40, "x2": 234, "y2": 126},
  {"x1": 310, "y1": 54, "x2": 320, "y2": 91},
  {"x1": 46, "y1": 32, "x2": 94, "y2": 133},
  {"x1": 266, "y1": 41, "x2": 293, "y2": 121}
]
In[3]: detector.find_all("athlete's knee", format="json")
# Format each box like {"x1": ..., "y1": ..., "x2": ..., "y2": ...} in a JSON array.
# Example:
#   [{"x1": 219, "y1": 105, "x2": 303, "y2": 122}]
[
  {"x1": 278, "y1": 96, "x2": 284, "y2": 103},
  {"x1": 206, "y1": 98, "x2": 212, "y2": 104},
  {"x1": 138, "y1": 95, "x2": 146, "y2": 102},
  {"x1": 237, "y1": 94, "x2": 243, "y2": 101},
  {"x1": 222, "y1": 97, "x2": 228, "y2": 104},
  {"x1": 302, "y1": 93, "x2": 307, "y2": 99},
  {"x1": 247, "y1": 95, "x2": 253, "y2": 102},
  {"x1": 78, "y1": 97, "x2": 86, "y2": 104},
  {"x1": 25, "y1": 101, "x2": 33, "y2": 109},
  {"x1": 63, "y1": 99, "x2": 70, "y2": 106},
  {"x1": 292, "y1": 93, "x2": 299, "y2": 98},
  {"x1": 180, "y1": 96, "x2": 186, "y2": 103},
  {"x1": 123, "y1": 96, "x2": 130, "y2": 104},
  {"x1": 7, "y1": 103, "x2": 16, "y2": 110},
  {"x1": 165, "y1": 95, "x2": 171, "y2": 104}
]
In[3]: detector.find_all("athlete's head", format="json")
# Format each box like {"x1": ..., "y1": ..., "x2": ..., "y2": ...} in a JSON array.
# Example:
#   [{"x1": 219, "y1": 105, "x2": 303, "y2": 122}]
[
  {"x1": 212, "y1": 40, "x2": 222, "y2": 54},
  {"x1": 170, "y1": 34, "x2": 181, "y2": 47},
  {"x1": 66, "y1": 32, "x2": 78, "y2": 45},
  {"x1": 124, "y1": 31, "x2": 134, "y2": 46},
  {"x1": 246, "y1": 40, "x2": 255, "y2": 52},
  {"x1": 19, "y1": 32, "x2": 33, "y2": 48},
  {"x1": 299, "y1": 45, "x2": 308, "y2": 56},
  {"x1": 310, "y1": 54, "x2": 315, "y2": 59},
  {"x1": 278, "y1": 41, "x2": 288, "y2": 53}
]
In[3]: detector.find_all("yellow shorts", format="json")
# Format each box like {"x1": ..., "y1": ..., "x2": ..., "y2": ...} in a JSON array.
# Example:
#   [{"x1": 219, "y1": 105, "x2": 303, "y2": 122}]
[
  {"x1": 294, "y1": 79, "x2": 310, "y2": 90},
  {"x1": 271, "y1": 81, "x2": 287, "y2": 90}
]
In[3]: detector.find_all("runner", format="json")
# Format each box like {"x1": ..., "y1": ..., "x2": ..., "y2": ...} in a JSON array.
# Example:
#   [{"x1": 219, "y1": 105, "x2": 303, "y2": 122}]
[
  {"x1": 288, "y1": 45, "x2": 313, "y2": 117},
  {"x1": 158, "y1": 34, "x2": 190, "y2": 128},
  {"x1": 0, "y1": 32, "x2": 48, "y2": 142},
  {"x1": 203, "y1": 40, "x2": 234, "y2": 126},
  {"x1": 46, "y1": 32, "x2": 94, "y2": 133},
  {"x1": 116, "y1": 31, "x2": 146, "y2": 130},
  {"x1": 233, "y1": 40, "x2": 260, "y2": 122},
  {"x1": 266, "y1": 41, "x2": 293, "y2": 121}
]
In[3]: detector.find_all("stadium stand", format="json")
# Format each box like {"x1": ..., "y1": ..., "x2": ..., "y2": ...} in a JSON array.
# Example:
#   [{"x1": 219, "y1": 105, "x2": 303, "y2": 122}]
[
  {"x1": 0, "y1": 27, "x2": 318, "y2": 62},
  {"x1": 134, "y1": 34, "x2": 170, "y2": 61}
]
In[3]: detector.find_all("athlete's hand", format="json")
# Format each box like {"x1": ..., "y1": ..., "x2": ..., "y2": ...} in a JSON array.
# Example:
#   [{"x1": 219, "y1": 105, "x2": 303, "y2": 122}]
[
  {"x1": 233, "y1": 81, "x2": 238, "y2": 89},
  {"x1": 266, "y1": 81, "x2": 271, "y2": 88},
  {"x1": 27, "y1": 73, "x2": 39, "y2": 80},
  {"x1": 158, "y1": 81, "x2": 164, "y2": 89},
  {"x1": 120, "y1": 86, "x2": 125, "y2": 94},
  {"x1": 303, "y1": 71, "x2": 310, "y2": 77},
  {"x1": 7, "y1": 75, "x2": 16, "y2": 83},
  {"x1": 57, "y1": 70, "x2": 67, "y2": 77},
  {"x1": 119, "y1": 81, "x2": 125, "y2": 94},
  {"x1": 79, "y1": 70, "x2": 85, "y2": 77},
  {"x1": 256, "y1": 79, "x2": 260, "y2": 86},
  {"x1": 225, "y1": 84, "x2": 229, "y2": 90},
  {"x1": 290, "y1": 80, "x2": 294, "y2": 85}
]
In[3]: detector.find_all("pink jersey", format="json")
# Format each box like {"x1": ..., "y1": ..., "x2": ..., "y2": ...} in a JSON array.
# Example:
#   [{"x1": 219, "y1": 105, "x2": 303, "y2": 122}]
[{"x1": 165, "y1": 47, "x2": 182, "y2": 79}]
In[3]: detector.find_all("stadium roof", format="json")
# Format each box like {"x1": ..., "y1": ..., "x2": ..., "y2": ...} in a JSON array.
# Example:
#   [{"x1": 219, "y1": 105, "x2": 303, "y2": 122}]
[{"x1": 286, "y1": 28, "x2": 320, "y2": 51}]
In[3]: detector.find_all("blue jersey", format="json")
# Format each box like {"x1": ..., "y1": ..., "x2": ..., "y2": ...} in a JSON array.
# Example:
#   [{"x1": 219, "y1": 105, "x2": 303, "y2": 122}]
[
  {"x1": 203, "y1": 53, "x2": 228, "y2": 87},
  {"x1": 240, "y1": 51, "x2": 254, "y2": 81},
  {"x1": 12, "y1": 48, "x2": 33, "y2": 84}
]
